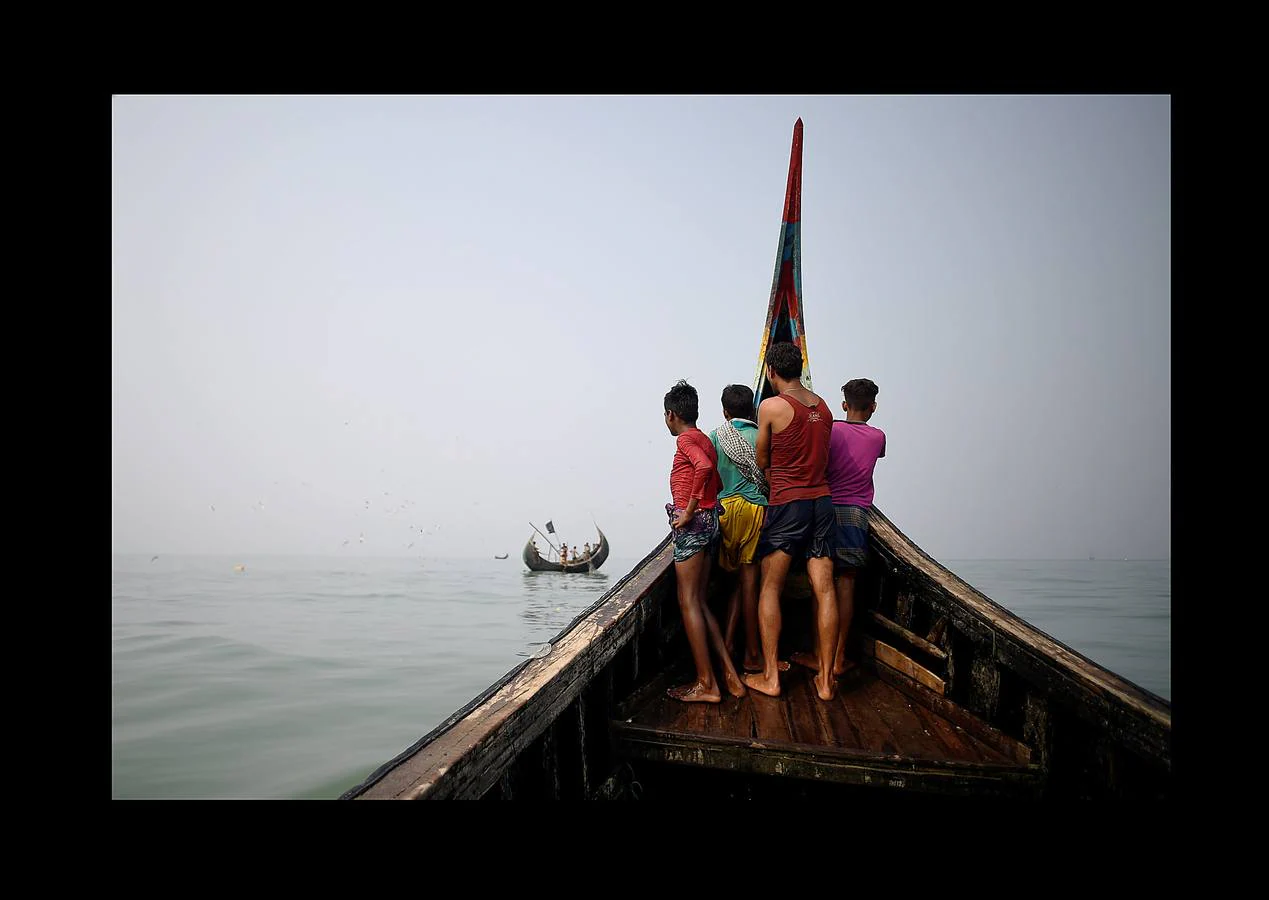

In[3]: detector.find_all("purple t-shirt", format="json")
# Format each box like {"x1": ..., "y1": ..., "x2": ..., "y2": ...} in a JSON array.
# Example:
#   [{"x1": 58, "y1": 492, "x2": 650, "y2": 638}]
[{"x1": 826, "y1": 420, "x2": 886, "y2": 507}]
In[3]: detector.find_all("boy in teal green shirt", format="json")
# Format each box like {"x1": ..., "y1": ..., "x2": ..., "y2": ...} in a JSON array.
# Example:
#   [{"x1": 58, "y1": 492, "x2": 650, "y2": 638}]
[{"x1": 709, "y1": 384, "x2": 772, "y2": 674}]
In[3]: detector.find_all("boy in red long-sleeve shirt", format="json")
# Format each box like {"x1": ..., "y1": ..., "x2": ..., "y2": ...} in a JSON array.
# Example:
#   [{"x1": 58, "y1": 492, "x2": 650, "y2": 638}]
[{"x1": 663, "y1": 380, "x2": 746, "y2": 703}]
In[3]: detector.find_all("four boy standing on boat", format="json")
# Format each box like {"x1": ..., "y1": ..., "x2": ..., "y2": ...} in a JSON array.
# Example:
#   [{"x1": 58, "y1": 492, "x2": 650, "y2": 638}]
[{"x1": 663, "y1": 343, "x2": 886, "y2": 705}]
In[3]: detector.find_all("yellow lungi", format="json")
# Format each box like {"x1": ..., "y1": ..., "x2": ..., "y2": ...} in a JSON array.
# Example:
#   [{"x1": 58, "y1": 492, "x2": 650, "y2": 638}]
[{"x1": 717, "y1": 494, "x2": 766, "y2": 572}]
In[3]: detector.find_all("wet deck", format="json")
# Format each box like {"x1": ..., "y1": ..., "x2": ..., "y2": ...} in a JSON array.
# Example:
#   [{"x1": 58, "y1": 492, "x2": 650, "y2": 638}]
[{"x1": 613, "y1": 662, "x2": 1045, "y2": 797}]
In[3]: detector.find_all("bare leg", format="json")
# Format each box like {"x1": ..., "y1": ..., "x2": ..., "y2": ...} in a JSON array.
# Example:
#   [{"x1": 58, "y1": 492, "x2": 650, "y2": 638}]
[
  {"x1": 806, "y1": 556, "x2": 840, "y2": 700},
  {"x1": 833, "y1": 569, "x2": 857, "y2": 676},
  {"x1": 723, "y1": 572, "x2": 741, "y2": 658},
  {"x1": 668, "y1": 549, "x2": 721, "y2": 703},
  {"x1": 743, "y1": 550, "x2": 792, "y2": 696},
  {"x1": 740, "y1": 561, "x2": 764, "y2": 672},
  {"x1": 704, "y1": 608, "x2": 747, "y2": 696}
]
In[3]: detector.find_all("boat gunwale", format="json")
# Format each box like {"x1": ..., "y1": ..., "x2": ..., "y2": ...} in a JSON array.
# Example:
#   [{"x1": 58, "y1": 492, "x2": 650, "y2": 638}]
[
  {"x1": 867, "y1": 506, "x2": 1171, "y2": 741},
  {"x1": 341, "y1": 535, "x2": 674, "y2": 799}
]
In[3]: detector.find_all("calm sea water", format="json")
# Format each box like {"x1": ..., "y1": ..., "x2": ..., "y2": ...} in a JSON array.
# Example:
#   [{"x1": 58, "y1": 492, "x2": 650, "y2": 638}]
[{"x1": 111, "y1": 553, "x2": 1170, "y2": 799}]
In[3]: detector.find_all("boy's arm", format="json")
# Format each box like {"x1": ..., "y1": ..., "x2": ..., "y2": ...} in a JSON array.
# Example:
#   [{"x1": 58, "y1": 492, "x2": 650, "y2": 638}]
[
  {"x1": 671, "y1": 438, "x2": 712, "y2": 529},
  {"x1": 682, "y1": 439, "x2": 716, "y2": 518},
  {"x1": 756, "y1": 398, "x2": 774, "y2": 471}
]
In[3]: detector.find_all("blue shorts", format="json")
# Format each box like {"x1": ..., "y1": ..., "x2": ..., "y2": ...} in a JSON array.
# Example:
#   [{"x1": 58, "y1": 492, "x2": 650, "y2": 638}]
[
  {"x1": 832, "y1": 503, "x2": 870, "y2": 571},
  {"x1": 755, "y1": 495, "x2": 834, "y2": 560}
]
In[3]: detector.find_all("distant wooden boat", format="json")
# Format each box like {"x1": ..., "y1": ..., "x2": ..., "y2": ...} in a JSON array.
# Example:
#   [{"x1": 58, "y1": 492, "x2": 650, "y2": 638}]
[
  {"x1": 341, "y1": 119, "x2": 1170, "y2": 801},
  {"x1": 494, "y1": 554, "x2": 509, "y2": 560},
  {"x1": 523, "y1": 528, "x2": 610, "y2": 573}
]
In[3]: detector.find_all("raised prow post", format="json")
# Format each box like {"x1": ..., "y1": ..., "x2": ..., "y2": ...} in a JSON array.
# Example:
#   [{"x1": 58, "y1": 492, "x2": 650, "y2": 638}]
[{"x1": 752, "y1": 117, "x2": 811, "y2": 414}]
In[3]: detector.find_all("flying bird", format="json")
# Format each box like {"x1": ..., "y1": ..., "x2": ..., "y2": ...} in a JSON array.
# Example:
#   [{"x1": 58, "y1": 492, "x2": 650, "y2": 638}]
[
  {"x1": 210, "y1": 505, "x2": 216, "y2": 512},
  {"x1": 150, "y1": 555, "x2": 159, "y2": 563}
]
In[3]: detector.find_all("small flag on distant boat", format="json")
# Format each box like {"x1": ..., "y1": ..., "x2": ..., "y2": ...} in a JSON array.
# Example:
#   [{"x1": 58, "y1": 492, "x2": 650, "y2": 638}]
[{"x1": 545, "y1": 521, "x2": 555, "y2": 534}]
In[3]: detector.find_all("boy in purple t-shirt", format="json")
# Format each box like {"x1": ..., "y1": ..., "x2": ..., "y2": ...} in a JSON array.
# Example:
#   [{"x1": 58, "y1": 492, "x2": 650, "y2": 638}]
[{"x1": 792, "y1": 378, "x2": 885, "y2": 679}]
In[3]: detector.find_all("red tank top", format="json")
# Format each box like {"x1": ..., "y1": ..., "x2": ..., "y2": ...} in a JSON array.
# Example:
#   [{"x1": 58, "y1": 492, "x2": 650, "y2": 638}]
[{"x1": 767, "y1": 392, "x2": 832, "y2": 505}]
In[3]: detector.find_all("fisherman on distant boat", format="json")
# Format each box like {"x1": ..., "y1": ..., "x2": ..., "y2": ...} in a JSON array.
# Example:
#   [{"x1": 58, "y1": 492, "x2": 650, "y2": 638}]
[
  {"x1": 582, "y1": 542, "x2": 592, "y2": 560},
  {"x1": 560, "y1": 544, "x2": 569, "y2": 565}
]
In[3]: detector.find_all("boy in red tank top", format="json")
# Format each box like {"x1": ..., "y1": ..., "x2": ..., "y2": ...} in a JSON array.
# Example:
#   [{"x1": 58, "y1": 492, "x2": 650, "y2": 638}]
[
  {"x1": 663, "y1": 380, "x2": 747, "y2": 704},
  {"x1": 742, "y1": 342, "x2": 840, "y2": 702}
]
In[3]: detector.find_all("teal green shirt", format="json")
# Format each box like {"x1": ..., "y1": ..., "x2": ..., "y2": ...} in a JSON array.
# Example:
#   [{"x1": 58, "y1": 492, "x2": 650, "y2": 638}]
[{"x1": 709, "y1": 419, "x2": 768, "y2": 506}]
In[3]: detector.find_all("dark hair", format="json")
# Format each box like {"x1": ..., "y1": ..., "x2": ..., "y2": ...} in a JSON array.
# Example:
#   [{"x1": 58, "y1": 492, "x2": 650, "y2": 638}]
[
  {"x1": 721, "y1": 384, "x2": 755, "y2": 420},
  {"x1": 664, "y1": 379, "x2": 699, "y2": 424},
  {"x1": 842, "y1": 378, "x2": 879, "y2": 410},
  {"x1": 766, "y1": 341, "x2": 803, "y2": 380}
]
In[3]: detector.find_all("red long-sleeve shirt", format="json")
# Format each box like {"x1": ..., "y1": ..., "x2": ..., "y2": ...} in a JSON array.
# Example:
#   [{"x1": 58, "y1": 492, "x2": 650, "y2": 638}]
[{"x1": 669, "y1": 428, "x2": 721, "y2": 510}]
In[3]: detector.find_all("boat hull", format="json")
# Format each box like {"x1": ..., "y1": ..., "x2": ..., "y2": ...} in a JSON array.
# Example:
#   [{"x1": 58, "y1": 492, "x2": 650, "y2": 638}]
[
  {"x1": 523, "y1": 528, "x2": 610, "y2": 573},
  {"x1": 341, "y1": 508, "x2": 1170, "y2": 800}
]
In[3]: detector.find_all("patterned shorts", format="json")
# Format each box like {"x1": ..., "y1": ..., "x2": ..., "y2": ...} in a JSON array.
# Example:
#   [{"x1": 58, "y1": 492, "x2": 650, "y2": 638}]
[
  {"x1": 667, "y1": 503, "x2": 721, "y2": 563},
  {"x1": 832, "y1": 503, "x2": 871, "y2": 571}
]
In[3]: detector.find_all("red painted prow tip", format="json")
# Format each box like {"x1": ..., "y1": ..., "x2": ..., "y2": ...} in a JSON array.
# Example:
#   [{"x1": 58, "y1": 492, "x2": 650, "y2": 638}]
[{"x1": 782, "y1": 118, "x2": 803, "y2": 224}]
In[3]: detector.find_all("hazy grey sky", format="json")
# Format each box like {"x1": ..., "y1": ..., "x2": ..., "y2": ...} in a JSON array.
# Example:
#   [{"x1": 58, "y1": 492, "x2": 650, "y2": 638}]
[{"x1": 112, "y1": 95, "x2": 1170, "y2": 561}]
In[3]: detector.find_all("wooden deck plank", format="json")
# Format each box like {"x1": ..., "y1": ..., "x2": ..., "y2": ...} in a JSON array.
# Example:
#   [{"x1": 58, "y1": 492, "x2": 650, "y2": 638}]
[
  {"x1": 619, "y1": 656, "x2": 1038, "y2": 780},
  {"x1": 871, "y1": 660, "x2": 1032, "y2": 765},
  {"x1": 749, "y1": 689, "x2": 794, "y2": 743},
  {"x1": 953, "y1": 725, "x2": 1017, "y2": 766},
  {"x1": 907, "y1": 699, "x2": 975, "y2": 760},
  {"x1": 612, "y1": 721, "x2": 1044, "y2": 797},
  {"x1": 785, "y1": 668, "x2": 834, "y2": 745},
  {"x1": 716, "y1": 692, "x2": 753, "y2": 741},
  {"x1": 858, "y1": 677, "x2": 974, "y2": 764},
  {"x1": 815, "y1": 681, "x2": 863, "y2": 749},
  {"x1": 893, "y1": 682, "x2": 1016, "y2": 765},
  {"x1": 834, "y1": 674, "x2": 901, "y2": 756}
]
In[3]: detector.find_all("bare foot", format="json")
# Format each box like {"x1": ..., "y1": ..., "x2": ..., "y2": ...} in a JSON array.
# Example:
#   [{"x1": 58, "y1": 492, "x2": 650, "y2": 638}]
[
  {"x1": 814, "y1": 670, "x2": 838, "y2": 701},
  {"x1": 790, "y1": 651, "x2": 820, "y2": 671},
  {"x1": 744, "y1": 657, "x2": 790, "y2": 674},
  {"x1": 667, "y1": 682, "x2": 721, "y2": 703},
  {"x1": 723, "y1": 669, "x2": 748, "y2": 698},
  {"x1": 742, "y1": 671, "x2": 782, "y2": 697}
]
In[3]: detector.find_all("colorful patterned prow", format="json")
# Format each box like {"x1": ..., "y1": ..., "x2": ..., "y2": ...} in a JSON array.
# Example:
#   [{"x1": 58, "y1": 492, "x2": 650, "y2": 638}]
[{"x1": 752, "y1": 117, "x2": 812, "y2": 416}]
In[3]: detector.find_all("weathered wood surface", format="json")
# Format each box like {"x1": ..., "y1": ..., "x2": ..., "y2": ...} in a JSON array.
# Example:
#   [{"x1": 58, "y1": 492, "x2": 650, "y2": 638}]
[
  {"x1": 347, "y1": 540, "x2": 674, "y2": 799},
  {"x1": 619, "y1": 664, "x2": 1018, "y2": 768},
  {"x1": 613, "y1": 725, "x2": 1042, "y2": 797},
  {"x1": 867, "y1": 507, "x2": 1170, "y2": 768},
  {"x1": 862, "y1": 637, "x2": 947, "y2": 695},
  {"x1": 868, "y1": 610, "x2": 948, "y2": 661},
  {"x1": 869, "y1": 654, "x2": 1032, "y2": 765}
]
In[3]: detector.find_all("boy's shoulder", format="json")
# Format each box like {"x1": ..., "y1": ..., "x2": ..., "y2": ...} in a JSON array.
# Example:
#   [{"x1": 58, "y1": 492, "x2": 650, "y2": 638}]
[{"x1": 833, "y1": 419, "x2": 886, "y2": 439}]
